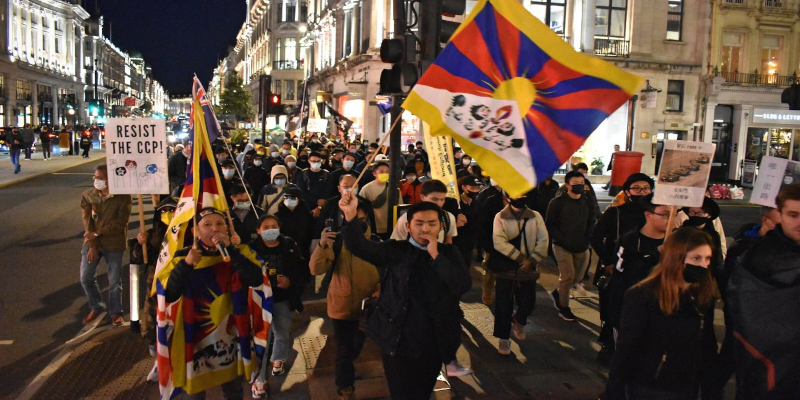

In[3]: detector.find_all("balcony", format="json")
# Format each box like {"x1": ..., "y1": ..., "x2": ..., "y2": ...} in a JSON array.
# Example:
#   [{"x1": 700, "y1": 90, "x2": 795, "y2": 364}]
[
  {"x1": 715, "y1": 69, "x2": 797, "y2": 87},
  {"x1": 273, "y1": 60, "x2": 303, "y2": 70},
  {"x1": 594, "y1": 38, "x2": 630, "y2": 58},
  {"x1": 763, "y1": 0, "x2": 785, "y2": 8}
]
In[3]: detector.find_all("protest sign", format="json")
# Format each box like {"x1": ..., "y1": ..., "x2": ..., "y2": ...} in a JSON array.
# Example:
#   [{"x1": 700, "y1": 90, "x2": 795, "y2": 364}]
[
  {"x1": 307, "y1": 118, "x2": 328, "y2": 133},
  {"x1": 105, "y1": 118, "x2": 169, "y2": 195},
  {"x1": 653, "y1": 140, "x2": 716, "y2": 208},
  {"x1": 422, "y1": 122, "x2": 460, "y2": 199},
  {"x1": 750, "y1": 156, "x2": 800, "y2": 207}
]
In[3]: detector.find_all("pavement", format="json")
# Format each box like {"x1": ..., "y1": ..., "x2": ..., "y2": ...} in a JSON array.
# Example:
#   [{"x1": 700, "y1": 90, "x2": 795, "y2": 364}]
[{"x1": 0, "y1": 146, "x2": 106, "y2": 189}]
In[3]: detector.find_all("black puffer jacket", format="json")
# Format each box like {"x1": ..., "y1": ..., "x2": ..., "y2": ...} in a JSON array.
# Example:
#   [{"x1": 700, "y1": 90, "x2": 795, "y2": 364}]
[
  {"x1": 340, "y1": 218, "x2": 471, "y2": 358},
  {"x1": 727, "y1": 226, "x2": 800, "y2": 399}
]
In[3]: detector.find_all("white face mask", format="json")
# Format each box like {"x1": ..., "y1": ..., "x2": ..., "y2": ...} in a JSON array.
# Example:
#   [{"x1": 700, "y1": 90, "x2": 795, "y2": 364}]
[
  {"x1": 271, "y1": 152, "x2": 280, "y2": 158},
  {"x1": 261, "y1": 228, "x2": 281, "y2": 242},
  {"x1": 462, "y1": 158, "x2": 471, "y2": 166},
  {"x1": 93, "y1": 178, "x2": 107, "y2": 191},
  {"x1": 254, "y1": 160, "x2": 263, "y2": 167},
  {"x1": 310, "y1": 162, "x2": 322, "y2": 171},
  {"x1": 222, "y1": 169, "x2": 235, "y2": 179},
  {"x1": 274, "y1": 178, "x2": 287, "y2": 187},
  {"x1": 343, "y1": 160, "x2": 355, "y2": 170},
  {"x1": 282, "y1": 149, "x2": 290, "y2": 155},
  {"x1": 235, "y1": 201, "x2": 251, "y2": 210},
  {"x1": 287, "y1": 162, "x2": 296, "y2": 168},
  {"x1": 284, "y1": 198, "x2": 299, "y2": 209}
]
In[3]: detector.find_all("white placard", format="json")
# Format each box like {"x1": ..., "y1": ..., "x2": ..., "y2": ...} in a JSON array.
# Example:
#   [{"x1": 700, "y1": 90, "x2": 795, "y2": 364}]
[
  {"x1": 307, "y1": 118, "x2": 329, "y2": 133},
  {"x1": 105, "y1": 118, "x2": 169, "y2": 195},
  {"x1": 653, "y1": 140, "x2": 716, "y2": 207},
  {"x1": 750, "y1": 156, "x2": 800, "y2": 207}
]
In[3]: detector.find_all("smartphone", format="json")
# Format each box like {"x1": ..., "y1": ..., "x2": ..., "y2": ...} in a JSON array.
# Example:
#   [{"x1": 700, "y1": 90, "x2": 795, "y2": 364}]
[{"x1": 324, "y1": 218, "x2": 336, "y2": 232}]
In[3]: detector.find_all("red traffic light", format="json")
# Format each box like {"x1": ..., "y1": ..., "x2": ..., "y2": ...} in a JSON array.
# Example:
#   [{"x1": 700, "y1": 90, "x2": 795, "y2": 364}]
[{"x1": 271, "y1": 95, "x2": 281, "y2": 104}]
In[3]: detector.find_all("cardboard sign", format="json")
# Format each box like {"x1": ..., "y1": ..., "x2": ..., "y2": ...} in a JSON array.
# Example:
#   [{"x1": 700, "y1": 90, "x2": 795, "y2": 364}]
[
  {"x1": 307, "y1": 118, "x2": 329, "y2": 133},
  {"x1": 750, "y1": 156, "x2": 800, "y2": 207},
  {"x1": 105, "y1": 118, "x2": 169, "y2": 195},
  {"x1": 653, "y1": 140, "x2": 716, "y2": 207}
]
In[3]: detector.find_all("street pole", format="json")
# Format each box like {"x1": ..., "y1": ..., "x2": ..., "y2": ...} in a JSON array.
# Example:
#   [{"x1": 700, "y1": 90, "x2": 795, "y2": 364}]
[
  {"x1": 93, "y1": 59, "x2": 99, "y2": 101},
  {"x1": 386, "y1": 0, "x2": 406, "y2": 234}
]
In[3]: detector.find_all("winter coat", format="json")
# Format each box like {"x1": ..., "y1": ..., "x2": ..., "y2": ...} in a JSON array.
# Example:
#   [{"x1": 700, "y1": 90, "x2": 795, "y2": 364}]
[
  {"x1": 491, "y1": 206, "x2": 548, "y2": 266},
  {"x1": 249, "y1": 236, "x2": 310, "y2": 312},
  {"x1": 546, "y1": 193, "x2": 596, "y2": 253},
  {"x1": 590, "y1": 202, "x2": 647, "y2": 267}
]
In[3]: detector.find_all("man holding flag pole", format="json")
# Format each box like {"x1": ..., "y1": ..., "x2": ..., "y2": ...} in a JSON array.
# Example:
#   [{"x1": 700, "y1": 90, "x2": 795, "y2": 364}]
[{"x1": 152, "y1": 77, "x2": 272, "y2": 399}]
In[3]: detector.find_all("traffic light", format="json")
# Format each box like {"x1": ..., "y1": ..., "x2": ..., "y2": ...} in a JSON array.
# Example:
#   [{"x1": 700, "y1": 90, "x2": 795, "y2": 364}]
[
  {"x1": 378, "y1": 36, "x2": 418, "y2": 95},
  {"x1": 267, "y1": 94, "x2": 283, "y2": 115},
  {"x1": 88, "y1": 100, "x2": 99, "y2": 117},
  {"x1": 98, "y1": 100, "x2": 105, "y2": 118},
  {"x1": 420, "y1": 0, "x2": 467, "y2": 62},
  {"x1": 782, "y1": 83, "x2": 800, "y2": 110}
]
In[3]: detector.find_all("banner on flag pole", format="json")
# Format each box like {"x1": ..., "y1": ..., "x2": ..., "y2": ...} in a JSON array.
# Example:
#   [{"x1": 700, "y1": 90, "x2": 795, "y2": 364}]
[{"x1": 422, "y1": 122, "x2": 460, "y2": 199}]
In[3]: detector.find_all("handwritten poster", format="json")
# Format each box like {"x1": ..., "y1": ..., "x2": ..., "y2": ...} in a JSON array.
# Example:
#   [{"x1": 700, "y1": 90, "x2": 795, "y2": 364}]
[
  {"x1": 653, "y1": 140, "x2": 716, "y2": 207},
  {"x1": 105, "y1": 118, "x2": 169, "y2": 195},
  {"x1": 422, "y1": 122, "x2": 460, "y2": 199},
  {"x1": 750, "y1": 156, "x2": 800, "y2": 208}
]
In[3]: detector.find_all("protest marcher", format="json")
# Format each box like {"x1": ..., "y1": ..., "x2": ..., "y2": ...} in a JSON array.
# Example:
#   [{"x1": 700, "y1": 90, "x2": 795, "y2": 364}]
[
  {"x1": 338, "y1": 195, "x2": 471, "y2": 399},
  {"x1": 295, "y1": 151, "x2": 330, "y2": 219},
  {"x1": 453, "y1": 175, "x2": 483, "y2": 265},
  {"x1": 274, "y1": 186, "x2": 314, "y2": 258},
  {"x1": 309, "y1": 203, "x2": 380, "y2": 400},
  {"x1": 605, "y1": 227, "x2": 720, "y2": 400},
  {"x1": 315, "y1": 174, "x2": 376, "y2": 238},
  {"x1": 168, "y1": 142, "x2": 192, "y2": 193},
  {"x1": 477, "y1": 180, "x2": 506, "y2": 305},
  {"x1": 327, "y1": 152, "x2": 359, "y2": 199},
  {"x1": 162, "y1": 208, "x2": 263, "y2": 399},
  {"x1": 400, "y1": 165, "x2": 425, "y2": 205},
  {"x1": 219, "y1": 159, "x2": 239, "y2": 205},
  {"x1": 589, "y1": 172, "x2": 653, "y2": 360},
  {"x1": 359, "y1": 160, "x2": 402, "y2": 240},
  {"x1": 249, "y1": 215, "x2": 309, "y2": 379},
  {"x1": 556, "y1": 162, "x2": 601, "y2": 219},
  {"x1": 526, "y1": 176, "x2": 560, "y2": 219},
  {"x1": 229, "y1": 184, "x2": 263, "y2": 243},
  {"x1": 547, "y1": 170, "x2": 596, "y2": 321},
  {"x1": 283, "y1": 155, "x2": 299, "y2": 183},
  {"x1": 244, "y1": 153, "x2": 272, "y2": 196},
  {"x1": 391, "y1": 179, "x2": 458, "y2": 244},
  {"x1": 257, "y1": 165, "x2": 297, "y2": 216},
  {"x1": 727, "y1": 185, "x2": 800, "y2": 399},
  {"x1": 489, "y1": 192, "x2": 548, "y2": 355},
  {"x1": 79, "y1": 164, "x2": 132, "y2": 325},
  {"x1": 678, "y1": 197, "x2": 724, "y2": 283}
]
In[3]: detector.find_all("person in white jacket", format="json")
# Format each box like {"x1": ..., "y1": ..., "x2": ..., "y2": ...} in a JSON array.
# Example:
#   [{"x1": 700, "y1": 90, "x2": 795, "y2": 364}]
[{"x1": 488, "y1": 193, "x2": 549, "y2": 355}]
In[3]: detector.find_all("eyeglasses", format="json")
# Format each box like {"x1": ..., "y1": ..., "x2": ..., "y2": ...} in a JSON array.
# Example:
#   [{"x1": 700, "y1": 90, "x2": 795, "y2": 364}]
[
  {"x1": 688, "y1": 211, "x2": 708, "y2": 217},
  {"x1": 628, "y1": 186, "x2": 652, "y2": 194}
]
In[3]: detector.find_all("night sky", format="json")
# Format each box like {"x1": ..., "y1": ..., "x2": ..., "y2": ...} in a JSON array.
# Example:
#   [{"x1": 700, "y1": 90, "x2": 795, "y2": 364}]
[{"x1": 88, "y1": 0, "x2": 247, "y2": 96}]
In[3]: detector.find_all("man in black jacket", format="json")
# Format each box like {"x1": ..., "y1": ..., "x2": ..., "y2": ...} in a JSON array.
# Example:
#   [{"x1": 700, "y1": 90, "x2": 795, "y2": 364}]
[
  {"x1": 338, "y1": 195, "x2": 471, "y2": 399},
  {"x1": 168, "y1": 142, "x2": 191, "y2": 193},
  {"x1": 728, "y1": 185, "x2": 800, "y2": 399}
]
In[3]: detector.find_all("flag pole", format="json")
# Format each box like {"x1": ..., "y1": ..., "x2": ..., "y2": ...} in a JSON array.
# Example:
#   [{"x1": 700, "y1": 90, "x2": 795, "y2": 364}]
[
  {"x1": 221, "y1": 139, "x2": 260, "y2": 220},
  {"x1": 137, "y1": 194, "x2": 148, "y2": 264},
  {"x1": 353, "y1": 112, "x2": 402, "y2": 187},
  {"x1": 664, "y1": 205, "x2": 677, "y2": 240}
]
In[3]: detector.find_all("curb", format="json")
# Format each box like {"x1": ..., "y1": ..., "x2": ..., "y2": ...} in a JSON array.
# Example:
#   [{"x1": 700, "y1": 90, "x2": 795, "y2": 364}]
[{"x1": 0, "y1": 155, "x2": 105, "y2": 189}]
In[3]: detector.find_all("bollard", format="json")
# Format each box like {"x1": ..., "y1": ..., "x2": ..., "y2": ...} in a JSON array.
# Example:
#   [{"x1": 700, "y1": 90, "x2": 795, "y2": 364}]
[{"x1": 130, "y1": 263, "x2": 141, "y2": 333}]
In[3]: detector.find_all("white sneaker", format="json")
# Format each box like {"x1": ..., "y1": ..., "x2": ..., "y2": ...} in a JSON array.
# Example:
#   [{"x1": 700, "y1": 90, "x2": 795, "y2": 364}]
[
  {"x1": 498, "y1": 339, "x2": 511, "y2": 355},
  {"x1": 445, "y1": 360, "x2": 473, "y2": 377},
  {"x1": 146, "y1": 363, "x2": 158, "y2": 383}
]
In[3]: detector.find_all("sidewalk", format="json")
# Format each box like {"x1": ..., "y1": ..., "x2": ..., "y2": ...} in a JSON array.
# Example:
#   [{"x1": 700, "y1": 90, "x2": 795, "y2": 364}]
[{"x1": 0, "y1": 147, "x2": 106, "y2": 189}]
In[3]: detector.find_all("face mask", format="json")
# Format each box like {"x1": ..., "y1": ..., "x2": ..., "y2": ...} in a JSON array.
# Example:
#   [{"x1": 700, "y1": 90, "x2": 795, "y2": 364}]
[
  {"x1": 222, "y1": 169, "x2": 235, "y2": 179},
  {"x1": 466, "y1": 190, "x2": 478, "y2": 199},
  {"x1": 683, "y1": 264, "x2": 708, "y2": 283},
  {"x1": 299, "y1": 156, "x2": 308, "y2": 162},
  {"x1": 93, "y1": 178, "x2": 107, "y2": 191},
  {"x1": 235, "y1": 201, "x2": 251, "y2": 210},
  {"x1": 160, "y1": 211, "x2": 175, "y2": 226},
  {"x1": 377, "y1": 173, "x2": 390, "y2": 183},
  {"x1": 462, "y1": 158, "x2": 471, "y2": 166},
  {"x1": 686, "y1": 216, "x2": 709, "y2": 227},
  {"x1": 408, "y1": 236, "x2": 428, "y2": 251},
  {"x1": 260, "y1": 228, "x2": 281, "y2": 242},
  {"x1": 310, "y1": 162, "x2": 322, "y2": 170},
  {"x1": 254, "y1": 160, "x2": 263, "y2": 167},
  {"x1": 287, "y1": 162, "x2": 296, "y2": 168},
  {"x1": 571, "y1": 184, "x2": 585, "y2": 194},
  {"x1": 628, "y1": 194, "x2": 648, "y2": 206},
  {"x1": 282, "y1": 149, "x2": 290, "y2": 155},
  {"x1": 406, "y1": 175, "x2": 416, "y2": 182},
  {"x1": 312, "y1": 139, "x2": 319, "y2": 143},
  {"x1": 343, "y1": 160, "x2": 355, "y2": 169},
  {"x1": 284, "y1": 198, "x2": 298, "y2": 209},
  {"x1": 274, "y1": 178, "x2": 286, "y2": 187},
  {"x1": 271, "y1": 151, "x2": 280, "y2": 158},
  {"x1": 509, "y1": 198, "x2": 527, "y2": 208},
  {"x1": 349, "y1": 149, "x2": 357, "y2": 154}
]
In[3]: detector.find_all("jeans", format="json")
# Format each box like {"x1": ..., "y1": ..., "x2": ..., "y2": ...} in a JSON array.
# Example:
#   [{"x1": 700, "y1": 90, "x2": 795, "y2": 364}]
[
  {"x1": 42, "y1": 142, "x2": 51, "y2": 159},
  {"x1": 382, "y1": 352, "x2": 441, "y2": 400},
  {"x1": 10, "y1": 149, "x2": 21, "y2": 172},
  {"x1": 24, "y1": 144, "x2": 31, "y2": 159},
  {"x1": 269, "y1": 300, "x2": 294, "y2": 362},
  {"x1": 552, "y1": 245, "x2": 590, "y2": 308},
  {"x1": 79, "y1": 246, "x2": 124, "y2": 315},
  {"x1": 332, "y1": 319, "x2": 367, "y2": 389},
  {"x1": 181, "y1": 376, "x2": 243, "y2": 400},
  {"x1": 493, "y1": 278, "x2": 537, "y2": 339}
]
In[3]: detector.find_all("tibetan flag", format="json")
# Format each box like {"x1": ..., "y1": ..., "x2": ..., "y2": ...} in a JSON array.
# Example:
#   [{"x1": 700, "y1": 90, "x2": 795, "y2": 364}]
[
  {"x1": 403, "y1": 0, "x2": 643, "y2": 198},
  {"x1": 151, "y1": 79, "x2": 271, "y2": 398}
]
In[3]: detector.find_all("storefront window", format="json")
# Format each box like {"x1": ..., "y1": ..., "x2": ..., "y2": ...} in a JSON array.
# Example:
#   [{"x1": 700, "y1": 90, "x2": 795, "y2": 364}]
[
  {"x1": 338, "y1": 95, "x2": 364, "y2": 142},
  {"x1": 746, "y1": 127, "x2": 794, "y2": 163}
]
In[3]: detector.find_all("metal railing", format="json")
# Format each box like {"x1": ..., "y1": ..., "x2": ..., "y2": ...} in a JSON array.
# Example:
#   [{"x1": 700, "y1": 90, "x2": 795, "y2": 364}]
[
  {"x1": 716, "y1": 69, "x2": 798, "y2": 87},
  {"x1": 594, "y1": 38, "x2": 630, "y2": 58},
  {"x1": 272, "y1": 60, "x2": 302, "y2": 70},
  {"x1": 763, "y1": 0, "x2": 785, "y2": 7},
  {"x1": 724, "y1": 0, "x2": 745, "y2": 4}
]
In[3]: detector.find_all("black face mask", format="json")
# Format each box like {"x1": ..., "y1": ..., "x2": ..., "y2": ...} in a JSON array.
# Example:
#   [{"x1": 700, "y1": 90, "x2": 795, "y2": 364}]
[
  {"x1": 628, "y1": 195, "x2": 648, "y2": 206},
  {"x1": 299, "y1": 157, "x2": 308, "y2": 162},
  {"x1": 509, "y1": 198, "x2": 527, "y2": 208},
  {"x1": 685, "y1": 216, "x2": 709, "y2": 227},
  {"x1": 683, "y1": 264, "x2": 708, "y2": 283},
  {"x1": 466, "y1": 190, "x2": 478, "y2": 199},
  {"x1": 571, "y1": 184, "x2": 585, "y2": 194}
]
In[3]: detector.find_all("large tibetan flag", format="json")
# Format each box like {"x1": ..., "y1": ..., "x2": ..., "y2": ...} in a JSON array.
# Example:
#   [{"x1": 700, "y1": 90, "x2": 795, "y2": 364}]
[
  {"x1": 403, "y1": 0, "x2": 643, "y2": 198},
  {"x1": 152, "y1": 79, "x2": 271, "y2": 398}
]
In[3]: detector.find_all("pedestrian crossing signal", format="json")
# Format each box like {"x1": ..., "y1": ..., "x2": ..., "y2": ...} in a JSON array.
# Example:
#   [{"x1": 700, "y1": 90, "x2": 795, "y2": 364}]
[{"x1": 267, "y1": 94, "x2": 283, "y2": 115}]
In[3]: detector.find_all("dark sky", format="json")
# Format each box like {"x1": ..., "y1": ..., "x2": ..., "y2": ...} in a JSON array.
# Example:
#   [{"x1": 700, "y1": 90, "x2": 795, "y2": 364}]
[{"x1": 89, "y1": 0, "x2": 247, "y2": 96}]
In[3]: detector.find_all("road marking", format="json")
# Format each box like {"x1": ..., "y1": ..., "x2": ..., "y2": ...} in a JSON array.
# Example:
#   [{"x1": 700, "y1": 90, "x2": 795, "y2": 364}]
[
  {"x1": 51, "y1": 172, "x2": 94, "y2": 175},
  {"x1": 0, "y1": 340, "x2": 13, "y2": 345}
]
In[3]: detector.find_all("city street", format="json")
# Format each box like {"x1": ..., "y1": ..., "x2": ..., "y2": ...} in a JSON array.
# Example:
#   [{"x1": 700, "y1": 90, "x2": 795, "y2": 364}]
[{"x1": 0, "y1": 158, "x2": 759, "y2": 399}]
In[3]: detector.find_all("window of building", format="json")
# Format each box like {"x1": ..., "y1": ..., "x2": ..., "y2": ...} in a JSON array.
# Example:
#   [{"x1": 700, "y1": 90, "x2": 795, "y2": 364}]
[
  {"x1": 0, "y1": 75, "x2": 5, "y2": 97},
  {"x1": 274, "y1": 79, "x2": 282, "y2": 96},
  {"x1": 42, "y1": 16, "x2": 47, "y2": 27},
  {"x1": 761, "y1": 35, "x2": 781, "y2": 76},
  {"x1": 286, "y1": 1, "x2": 297, "y2": 23},
  {"x1": 55, "y1": 39, "x2": 59, "y2": 54},
  {"x1": 721, "y1": 32, "x2": 742, "y2": 74},
  {"x1": 54, "y1": 20, "x2": 61, "y2": 31},
  {"x1": 276, "y1": 1, "x2": 283, "y2": 22},
  {"x1": 528, "y1": 0, "x2": 566, "y2": 35},
  {"x1": 285, "y1": 37, "x2": 297, "y2": 62},
  {"x1": 42, "y1": 35, "x2": 47, "y2": 52},
  {"x1": 343, "y1": 10, "x2": 353, "y2": 56},
  {"x1": 285, "y1": 80, "x2": 295, "y2": 100},
  {"x1": 16, "y1": 80, "x2": 31, "y2": 101},
  {"x1": 666, "y1": 0, "x2": 682, "y2": 41},
  {"x1": 595, "y1": 0, "x2": 627, "y2": 38},
  {"x1": 666, "y1": 80, "x2": 684, "y2": 112},
  {"x1": 300, "y1": 2, "x2": 308, "y2": 22}
]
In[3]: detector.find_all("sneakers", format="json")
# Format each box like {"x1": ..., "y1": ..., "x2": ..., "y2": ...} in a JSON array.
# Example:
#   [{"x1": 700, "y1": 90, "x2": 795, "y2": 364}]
[
  {"x1": 251, "y1": 380, "x2": 267, "y2": 399},
  {"x1": 549, "y1": 289, "x2": 561, "y2": 311},
  {"x1": 512, "y1": 318, "x2": 527, "y2": 341},
  {"x1": 82, "y1": 309, "x2": 102, "y2": 324},
  {"x1": 111, "y1": 314, "x2": 124, "y2": 326},
  {"x1": 498, "y1": 339, "x2": 511, "y2": 355},
  {"x1": 146, "y1": 363, "x2": 158, "y2": 383},
  {"x1": 559, "y1": 307, "x2": 577, "y2": 322},
  {"x1": 271, "y1": 359, "x2": 286, "y2": 376},
  {"x1": 337, "y1": 386, "x2": 355, "y2": 400},
  {"x1": 445, "y1": 360, "x2": 473, "y2": 377}
]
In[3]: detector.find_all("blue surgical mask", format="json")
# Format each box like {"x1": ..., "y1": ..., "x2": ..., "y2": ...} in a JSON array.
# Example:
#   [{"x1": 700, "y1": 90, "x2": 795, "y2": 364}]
[
  {"x1": 343, "y1": 160, "x2": 355, "y2": 169},
  {"x1": 253, "y1": 160, "x2": 263, "y2": 167},
  {"x1": 235, "y1": 201, "x2": 251, "y2": 210},
  {"x1": 260, "y1": 228, "x2": 280, "y2": 242},
  {"x1": 274, "y1": 178, "x2": 287, "y2": 187},
  {"x1": 222, "y1": 169, "x2": 235, "y2": 179},
  {"x1": 408, "y1": 236, "x2": 428, "y2": 250},
  {"x1": 284, "y1": 198, "x2": 298, "y2": 209},
  {"x1": 271, "y1": 151, "x2": 280, "y2": 158},
  {"x1": 287, "y1": 162, "x2": 296, "y2": 168}
]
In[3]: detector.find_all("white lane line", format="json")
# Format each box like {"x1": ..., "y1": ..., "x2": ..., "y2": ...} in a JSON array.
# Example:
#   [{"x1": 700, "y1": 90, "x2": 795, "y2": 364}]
[{"x1": 0, "y1": 340, "x2": 13, "y2": 345}]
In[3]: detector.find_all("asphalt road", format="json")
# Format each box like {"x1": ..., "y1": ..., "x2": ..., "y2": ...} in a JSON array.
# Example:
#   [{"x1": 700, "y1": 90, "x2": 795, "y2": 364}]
[{"x1": 0, "y1": 161, "x2": 138, "y2": 400}]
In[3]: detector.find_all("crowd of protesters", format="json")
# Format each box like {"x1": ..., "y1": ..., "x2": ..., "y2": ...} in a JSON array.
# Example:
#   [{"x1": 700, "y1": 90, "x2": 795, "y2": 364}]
[{"x1": 77, "y1": 130, "x2": 800, "y2": 400}]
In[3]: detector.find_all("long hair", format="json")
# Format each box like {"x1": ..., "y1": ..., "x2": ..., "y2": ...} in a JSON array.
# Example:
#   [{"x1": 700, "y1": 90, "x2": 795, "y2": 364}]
[{"x1": 638, "y1": 227, "x2": 720, "y2": 315}]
